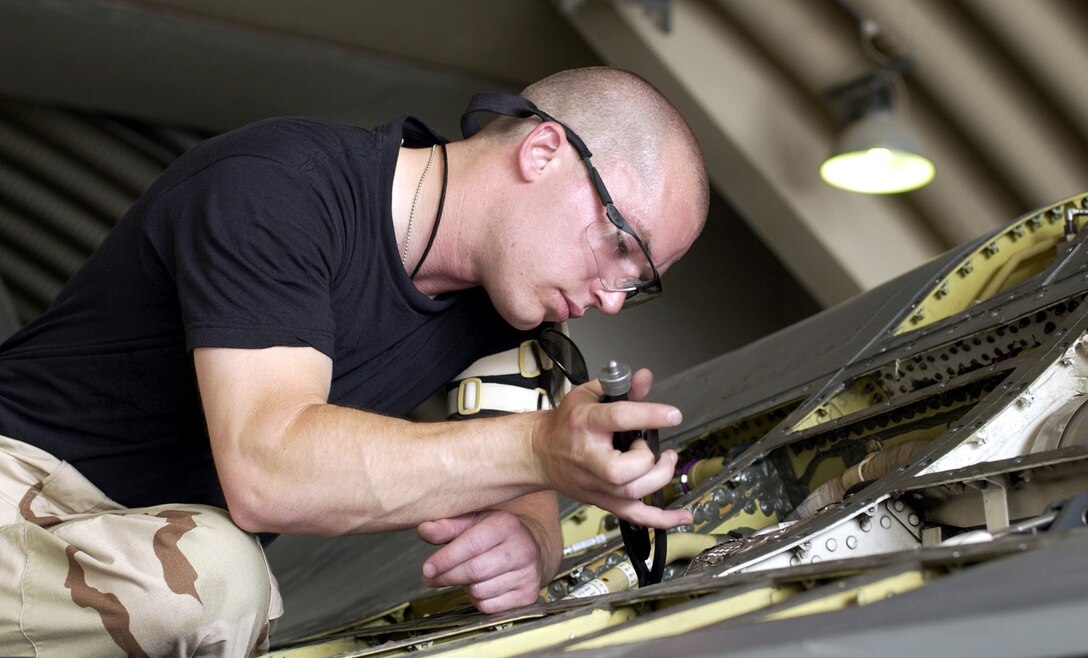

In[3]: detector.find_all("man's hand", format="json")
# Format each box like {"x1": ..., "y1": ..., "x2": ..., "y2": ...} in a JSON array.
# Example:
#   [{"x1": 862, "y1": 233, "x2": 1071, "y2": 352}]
[
  {"x1": 418, "y1": 501, "x2": 556, "y2": 614},
  {"x1": 531, "y1": 368, "x2": 694, "y2": 530}
]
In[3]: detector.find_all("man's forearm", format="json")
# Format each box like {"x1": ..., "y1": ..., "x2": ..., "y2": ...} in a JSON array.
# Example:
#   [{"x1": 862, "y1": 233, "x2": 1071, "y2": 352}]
[
  {"x1": 197, "y1": 346, "x2": 690, "y2": 539},
  {"x1": 219, "y1": 402, "x2": 548, "y2": 536}
]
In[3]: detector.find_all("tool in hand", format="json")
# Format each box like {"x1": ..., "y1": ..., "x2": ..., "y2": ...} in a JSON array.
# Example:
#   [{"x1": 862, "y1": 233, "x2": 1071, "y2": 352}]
[
  {"x1": 598, "y1": 360, "x2": 668, "y2": 587},
  {"x1": 537, "y1": 327, "x2": 671, "y2": 587}
]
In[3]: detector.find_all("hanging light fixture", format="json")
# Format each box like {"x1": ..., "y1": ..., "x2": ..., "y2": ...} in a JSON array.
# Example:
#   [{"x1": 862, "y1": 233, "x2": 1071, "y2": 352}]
[
  {"x1": 820, "y1": 66, "x2": 934, "y2": 194},
  {"x1": 821, "y1": 2, "x2": 934, "y2": 194}
]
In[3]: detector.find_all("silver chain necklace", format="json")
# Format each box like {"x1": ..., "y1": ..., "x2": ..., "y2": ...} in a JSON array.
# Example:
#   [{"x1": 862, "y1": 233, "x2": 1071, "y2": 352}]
[{"x1": 401, "y1": 144, "x2": 438, "y2": 265}]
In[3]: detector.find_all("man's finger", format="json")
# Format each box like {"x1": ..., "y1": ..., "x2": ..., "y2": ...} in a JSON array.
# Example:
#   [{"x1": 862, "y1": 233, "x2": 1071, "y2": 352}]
[
  {"x1": 461, "y1": 566, "x2": 534, "y2": 601},
  {"x1": 422, "y1": 516, "x2": 508, "y2": 580},
  {"x1": 587, "y1": 400, "x2": 682, "y2": 435},
  {"x1": 589, "y1": 444, "x2": 657, "y2": 486},
  {"x1": 628, "y1": 368, "x2": 653, "y2": 402},
  {"x1": 423, "y1": 548, "x2": 505, "y2": 587},
  {"x1": 417, "y1": 513, "x2": 477, "y2": 545},
  {"x1": 592, "y1": 494, "x2": 693, "y2": 529},
  {"x1": 471, "y1": 585, "x2": 540, "y2": 615},
  {"x1": 615, "y1": 449, "x2": 682, "y2": 500}
]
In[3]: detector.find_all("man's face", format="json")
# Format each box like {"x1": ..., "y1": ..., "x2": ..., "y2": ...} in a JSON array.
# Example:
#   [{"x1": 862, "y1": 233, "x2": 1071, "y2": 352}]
[{"x1": 485, "y1": 155, "x2": 700, "y2": 330}]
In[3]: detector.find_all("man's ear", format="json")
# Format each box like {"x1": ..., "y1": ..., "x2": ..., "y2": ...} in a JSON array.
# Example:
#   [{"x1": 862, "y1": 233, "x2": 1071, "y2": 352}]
[{"x1": 516, "y1": 121, "x2": 567, "y2": 183}]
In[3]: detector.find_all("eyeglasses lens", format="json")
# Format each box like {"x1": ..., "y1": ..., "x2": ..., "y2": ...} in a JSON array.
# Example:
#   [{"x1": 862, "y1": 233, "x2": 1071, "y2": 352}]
[{"x1": 585, "y1": 223, "x2": 656, "y2": 293}]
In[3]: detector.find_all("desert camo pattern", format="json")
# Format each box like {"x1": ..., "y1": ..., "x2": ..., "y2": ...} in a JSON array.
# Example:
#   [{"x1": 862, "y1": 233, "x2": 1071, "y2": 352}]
[{"x1": 0, "y1": 434, "x2": 283, "y2": 657}]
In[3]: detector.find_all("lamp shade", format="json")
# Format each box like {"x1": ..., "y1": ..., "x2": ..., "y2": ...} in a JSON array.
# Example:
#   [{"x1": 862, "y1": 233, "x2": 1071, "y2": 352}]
[{"x1": 820, "y1": 110, "x2": 935, "y2": 194}]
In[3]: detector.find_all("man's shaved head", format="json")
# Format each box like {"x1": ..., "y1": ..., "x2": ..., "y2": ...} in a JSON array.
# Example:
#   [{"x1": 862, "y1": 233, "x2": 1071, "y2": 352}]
[{"x1": 477, "y1": 67, "x2": 709, "y2": 238}]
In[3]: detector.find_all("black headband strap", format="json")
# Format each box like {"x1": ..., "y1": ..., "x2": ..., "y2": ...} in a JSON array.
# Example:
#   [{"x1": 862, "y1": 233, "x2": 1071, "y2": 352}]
[{"x1": 459, "y1": 92, "x2": 593, "y2": 160}]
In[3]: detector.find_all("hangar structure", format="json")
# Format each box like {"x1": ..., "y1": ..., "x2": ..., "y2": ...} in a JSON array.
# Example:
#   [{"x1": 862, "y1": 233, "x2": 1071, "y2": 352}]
[{"x1": 1, "y1": 1, "x2": 1088, "y2": 656}]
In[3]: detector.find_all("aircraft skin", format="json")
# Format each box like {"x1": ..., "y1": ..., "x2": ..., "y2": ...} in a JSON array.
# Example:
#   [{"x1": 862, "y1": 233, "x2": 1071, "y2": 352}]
[{"x1": 267, "y1": 195, "x2": 1088, "y2": 657}]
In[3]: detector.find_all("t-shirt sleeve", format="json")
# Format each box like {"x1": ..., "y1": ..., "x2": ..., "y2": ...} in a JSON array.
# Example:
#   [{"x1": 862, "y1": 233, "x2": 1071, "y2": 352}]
[{"x1": 164, "y1": 156, "x2": 341, "y2": 356}]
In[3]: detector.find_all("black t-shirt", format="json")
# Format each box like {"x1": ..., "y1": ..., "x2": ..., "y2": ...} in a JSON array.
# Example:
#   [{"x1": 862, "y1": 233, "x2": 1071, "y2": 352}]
[{"x1": 0, "y1": 115, "x2": 521, "y2": 510}]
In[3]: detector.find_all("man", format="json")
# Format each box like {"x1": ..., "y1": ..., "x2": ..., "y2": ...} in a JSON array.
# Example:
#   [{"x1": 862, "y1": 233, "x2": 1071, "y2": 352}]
[{"x1": 0, "y1": 66, "x2": 708, "y2": 656}]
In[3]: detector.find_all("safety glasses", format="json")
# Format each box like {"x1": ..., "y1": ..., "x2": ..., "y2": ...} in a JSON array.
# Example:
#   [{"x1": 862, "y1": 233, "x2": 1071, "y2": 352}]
[
  {"x1": 585, "y1": 206, "x2": 661, "y2": 305},
  {"x1": 537, "y1": 325, "x2": 589, "y2": 408}
]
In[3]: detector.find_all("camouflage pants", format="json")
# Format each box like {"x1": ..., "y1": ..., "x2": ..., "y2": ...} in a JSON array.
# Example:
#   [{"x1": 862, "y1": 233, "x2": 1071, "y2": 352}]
[{"x1": 0, "y1": 434, "x2": 283, "y2": 657}]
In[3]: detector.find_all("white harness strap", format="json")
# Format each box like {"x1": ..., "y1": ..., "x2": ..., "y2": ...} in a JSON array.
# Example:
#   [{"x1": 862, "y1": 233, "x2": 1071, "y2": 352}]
[{"x1": 446, "y1": 324, "x2": 573, "y2": 417}]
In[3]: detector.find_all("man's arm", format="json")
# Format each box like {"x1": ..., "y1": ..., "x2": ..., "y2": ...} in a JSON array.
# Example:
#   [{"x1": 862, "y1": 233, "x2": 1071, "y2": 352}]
[{"x1": 194, "y1": 345, "x2": 690, "y2": 536}]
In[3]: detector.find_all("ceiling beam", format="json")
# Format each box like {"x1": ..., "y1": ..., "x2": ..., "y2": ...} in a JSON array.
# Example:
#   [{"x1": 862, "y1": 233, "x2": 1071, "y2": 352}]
[
  {"x1": 0, "y1": 0, "x2": 511, "y2": 135},
  {"x1": 561, "y1": 0, "x2": 941, "y2": 307}
]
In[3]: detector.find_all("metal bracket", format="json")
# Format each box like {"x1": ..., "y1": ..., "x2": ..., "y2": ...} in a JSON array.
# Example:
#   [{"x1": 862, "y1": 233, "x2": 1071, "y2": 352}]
[{"x1": 971, "y1": 477, "x2": 1010, "y2": 533}]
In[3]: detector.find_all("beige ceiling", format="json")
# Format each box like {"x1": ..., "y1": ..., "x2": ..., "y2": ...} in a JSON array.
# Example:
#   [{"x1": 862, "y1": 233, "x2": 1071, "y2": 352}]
[{"x1": 2, "y1": 0, "x2": 1087, "y2": 308}]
